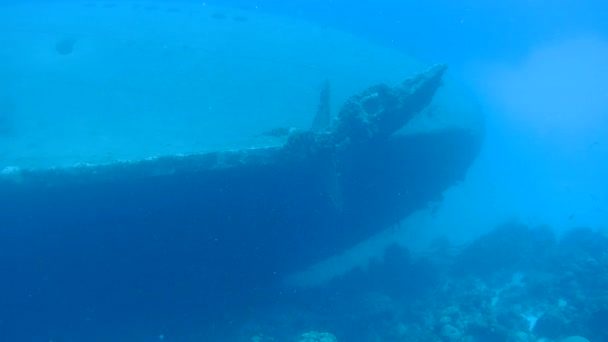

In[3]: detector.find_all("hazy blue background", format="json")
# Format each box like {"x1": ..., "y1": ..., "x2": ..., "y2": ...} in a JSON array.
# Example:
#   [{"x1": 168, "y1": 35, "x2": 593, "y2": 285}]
[{"x1": 211, "y1": 0, "x2": 607, "y2": 62}]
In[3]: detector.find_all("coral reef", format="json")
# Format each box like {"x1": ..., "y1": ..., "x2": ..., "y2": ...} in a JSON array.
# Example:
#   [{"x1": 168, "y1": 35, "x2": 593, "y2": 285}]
[
  {"x1": 244, "y1": 222, "x2": 606, "y2": 342},
  {"x1": 299, "y1": 331, "x2": 338, "y2": 342}
]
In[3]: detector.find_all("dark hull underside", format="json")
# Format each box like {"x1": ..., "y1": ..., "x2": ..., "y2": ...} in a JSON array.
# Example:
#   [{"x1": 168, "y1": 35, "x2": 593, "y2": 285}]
[{"x1": 0, "y1": 127, "x2": 480, "y2": 337}]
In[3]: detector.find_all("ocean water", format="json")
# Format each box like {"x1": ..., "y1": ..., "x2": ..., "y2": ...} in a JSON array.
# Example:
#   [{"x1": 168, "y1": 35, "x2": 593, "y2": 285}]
[{"x1": 0, "y1": 1, "x2": 607, "y2": 342}]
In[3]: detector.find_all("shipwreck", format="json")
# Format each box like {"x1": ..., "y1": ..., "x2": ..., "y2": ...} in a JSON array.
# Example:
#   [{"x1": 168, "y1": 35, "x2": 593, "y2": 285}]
[
  {"x1": 0, "y1": 1, "x2": 484, "y2": 338},
  {"x1": 0, "y1": 63, "x2": 482, "y2": 306}
]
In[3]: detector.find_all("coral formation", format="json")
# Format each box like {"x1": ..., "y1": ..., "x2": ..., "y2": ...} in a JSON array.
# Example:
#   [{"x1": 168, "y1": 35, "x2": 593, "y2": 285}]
[
  {"x1": 299, "y1": 331, "x2": 338, "y2": 342},
  {"x1": 242, "y1": 222, "x2": 605, "y2": 342},
  {"x1": 561, "y1": 337, "x2": 590, "y2": 342}
]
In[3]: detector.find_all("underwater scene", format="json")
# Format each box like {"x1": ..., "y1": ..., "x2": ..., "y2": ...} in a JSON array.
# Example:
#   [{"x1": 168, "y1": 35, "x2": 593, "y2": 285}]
[{"x1": 0, "y1": 0, "x2": 607, "y2": 341}]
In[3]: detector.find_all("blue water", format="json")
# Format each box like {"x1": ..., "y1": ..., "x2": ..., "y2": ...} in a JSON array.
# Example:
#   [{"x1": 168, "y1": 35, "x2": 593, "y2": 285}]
[
  {"x1": 1, "y1": 1, "x2": 607, "y2": 341},
  {"x1": 214, "y1": 0, "x2": 608, "y2": 62}
]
